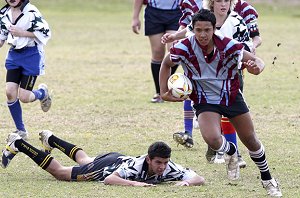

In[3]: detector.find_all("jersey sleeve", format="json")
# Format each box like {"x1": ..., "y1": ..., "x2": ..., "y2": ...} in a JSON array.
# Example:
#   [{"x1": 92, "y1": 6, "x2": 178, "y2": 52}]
[
  {"x1": 234, "y1": 0, "x2": 260, "y2": 38},
  {"x1": 0, "y1": 15, "x2": 9, "y2": 40},
  {"x1": 165, "y1": 161, "x2": 198, "y2": 181},
  {"x1": 28, "y1": 9, "x2": 51, "y2": 45},
  {"x1": 114, "y1": 157, "x2": 141, "y2": 180},
  {"x1": 169, "y1": 39, "x2": 190, "y2": 65},
  {"x1": 179, "y1": 1, "x2": 193, "y2": 27}
]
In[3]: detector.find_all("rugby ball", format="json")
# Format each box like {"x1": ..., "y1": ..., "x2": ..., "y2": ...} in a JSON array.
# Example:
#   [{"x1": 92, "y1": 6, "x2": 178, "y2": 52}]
[{"x1": 167, "y1": 73, "x2": 193, "y2": 99}]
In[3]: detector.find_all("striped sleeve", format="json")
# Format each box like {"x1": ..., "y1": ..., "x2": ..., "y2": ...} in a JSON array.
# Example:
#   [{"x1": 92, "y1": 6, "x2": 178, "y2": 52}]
[{"x1": 234, "y1": 0, "x2": 260, "y2": 38}]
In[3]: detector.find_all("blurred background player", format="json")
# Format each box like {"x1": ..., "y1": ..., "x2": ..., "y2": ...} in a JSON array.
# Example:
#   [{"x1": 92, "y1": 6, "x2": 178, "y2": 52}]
[
  {"x1": 162, "y1": 0, "x2": 261, "y2": 168},
  {"x1": 0, "y1": 0, "x2": 52, "y2": 140},
  {"x1": 131, "y1": 0, "x2": 181, "y2": 103}
]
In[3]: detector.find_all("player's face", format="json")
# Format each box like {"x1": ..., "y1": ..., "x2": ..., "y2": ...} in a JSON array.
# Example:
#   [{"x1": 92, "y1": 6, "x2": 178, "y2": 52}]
[
  {"x1": 193, "y1": 21, "x2": 215, "y2": 47},
  {"x1": 214, "y1": 0, "x2": 231, "y2": 16},
  {"x1": 147, "y1": 157, "x2": 169, "y2": 176},
  {"x1": 6, "y1": 0, "x2": 21, "y2": 7}
]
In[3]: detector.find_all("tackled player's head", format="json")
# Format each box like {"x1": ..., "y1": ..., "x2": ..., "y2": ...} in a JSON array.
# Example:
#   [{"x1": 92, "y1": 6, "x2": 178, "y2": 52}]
[
  {"x1": 146, "y1": 142, "x2": 171, "y2": 176},
  {"x1": 148, "y1": 141, "x2": 171, "y2": 159}
]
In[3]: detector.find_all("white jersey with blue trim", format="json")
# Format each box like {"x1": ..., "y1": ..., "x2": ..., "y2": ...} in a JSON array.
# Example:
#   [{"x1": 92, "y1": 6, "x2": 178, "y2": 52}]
[
  {"x1": 146, "y1": 0, "x2": 182, "y2": 10},
  {"x1": 0, "y1": 3, "x2": 51, "y2": 49}
]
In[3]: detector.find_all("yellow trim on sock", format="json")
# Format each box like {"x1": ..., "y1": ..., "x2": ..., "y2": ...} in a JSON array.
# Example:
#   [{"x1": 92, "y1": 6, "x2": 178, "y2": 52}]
[
  {"x1": 40, "y1": 154, "x2": 51, "y2": 168},
  {"x1": 69, "y1": 146, "x2": 78, "y2": 159}
]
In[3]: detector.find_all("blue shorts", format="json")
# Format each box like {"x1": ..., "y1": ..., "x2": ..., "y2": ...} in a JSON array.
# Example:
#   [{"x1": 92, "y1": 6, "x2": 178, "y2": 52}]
[
  {"x1": 144, "y1": 6, "x2": 181, "y2": 36},
  {"x1": 194, "y1": 93, "x2": 249, "y2": 119},
  {"x1": 5, "y1": 46, "x2": 45, "y2": 76}
]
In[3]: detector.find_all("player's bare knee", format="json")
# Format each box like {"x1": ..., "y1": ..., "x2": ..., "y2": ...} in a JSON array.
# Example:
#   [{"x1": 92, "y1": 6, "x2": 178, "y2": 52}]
[
  {"x1": 52, "y1": 170, "x2": 69, "y2": 181},
  {"x1": 6, "y1": 91, "x2": 17, "y2": 101},
  {"x1": 207, "y1": 136, "x2": 222, "y2": 150}
]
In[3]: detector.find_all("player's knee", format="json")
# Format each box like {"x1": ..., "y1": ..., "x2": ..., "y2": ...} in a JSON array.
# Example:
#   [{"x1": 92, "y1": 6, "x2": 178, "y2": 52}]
[
  {"x1": 6, "y1": 90, "x2": 17, "y2": 101},
  {"x1": 52, "y1": 170, "x2": 69, "y2": 181},
  {"x1": 206, "y1": 136, "x2": 222, "y2": 150}
]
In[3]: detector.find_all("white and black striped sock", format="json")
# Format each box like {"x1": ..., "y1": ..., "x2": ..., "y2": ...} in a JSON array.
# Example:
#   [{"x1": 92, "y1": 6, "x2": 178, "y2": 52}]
[{"x1": 249, "y1": 144, "x2": 272, "y2": 180}]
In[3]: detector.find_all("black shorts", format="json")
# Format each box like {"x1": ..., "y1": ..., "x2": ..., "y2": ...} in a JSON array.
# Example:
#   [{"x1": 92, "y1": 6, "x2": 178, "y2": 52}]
[
  {"x1": 144, "y1": 6, "x2": 181, "y2": 36},
  {"x1": 194, "y1": 92, "x2": 249, "y2": 119},
  {"x1": 71, "y1": 152, "x2": 124, "y2": 181}
]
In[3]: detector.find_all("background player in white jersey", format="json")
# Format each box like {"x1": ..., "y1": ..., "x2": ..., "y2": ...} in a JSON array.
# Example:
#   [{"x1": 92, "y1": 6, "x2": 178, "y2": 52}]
[
  {"x1": 0, "y1": 0, "x2": 52, "y2": 140},
  {"x1": 131, "y1": 0, "x2": 181, "y2": 103},
  {"x1": 159, "y1": 9, "x2": 282, "y2": 197},
  {"x1": 1, "y1": 130, "x2": 205, "y2": 186}
]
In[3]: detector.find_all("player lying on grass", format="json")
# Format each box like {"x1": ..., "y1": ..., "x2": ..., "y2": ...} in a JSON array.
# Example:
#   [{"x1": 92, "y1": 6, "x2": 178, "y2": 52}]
[{"x1": 1, "y1": 130, "x2": 205, "y2": 186}]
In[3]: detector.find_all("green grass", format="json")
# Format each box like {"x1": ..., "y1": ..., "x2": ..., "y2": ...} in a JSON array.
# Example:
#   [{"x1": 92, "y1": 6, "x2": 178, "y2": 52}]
[{"x1": 0, "y1": 1, "x2": 299, "y2": 197}]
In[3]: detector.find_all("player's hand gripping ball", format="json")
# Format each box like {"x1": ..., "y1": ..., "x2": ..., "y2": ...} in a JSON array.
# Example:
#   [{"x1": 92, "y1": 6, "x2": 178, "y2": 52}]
[{"x1": 167, "y1": 73, "x2": 193, "y2": 99}]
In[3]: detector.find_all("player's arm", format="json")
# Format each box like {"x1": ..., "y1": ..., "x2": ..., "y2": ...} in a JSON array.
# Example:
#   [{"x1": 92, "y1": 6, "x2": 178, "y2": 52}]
[
  {"x1": 161, "y1": 25, "x2": 187, "y2": 44},
  {"x1": 159, "y1": 53, "x2": 185, "y2": 102},
  {"x1": 175, "y1": 175, "x2": 205, "y2": 186},
  {"x1": 8, "y1": 25, "x2": 36, "y2": 38},
  {"x1": 104, "y1": 172, "x2": 154, "y2": 187},
  {"x1": 132, "y1": 0, "x2": 144, "y2": 34},
  {"x1": 242, "y1": 50, "x2": 265, "y2": 75},
  {"x1": 252, "y1": 35, "x2": 262, "y2": 50}
]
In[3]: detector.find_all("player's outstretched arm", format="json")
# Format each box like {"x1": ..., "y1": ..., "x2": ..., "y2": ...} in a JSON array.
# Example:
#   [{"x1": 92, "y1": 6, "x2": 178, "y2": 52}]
[
  {"x1": 161, "y1": 27, "x2": 187, "y2": 44},
  {"x1": 104, "y1": 172, "x2": 154, "y2": 187},
  {"x1": 242, "y1": 50, "x2": 265, "y2": 75},
  {"x1": 175, "y1": 175, "x2": 205, "y2": 186}
]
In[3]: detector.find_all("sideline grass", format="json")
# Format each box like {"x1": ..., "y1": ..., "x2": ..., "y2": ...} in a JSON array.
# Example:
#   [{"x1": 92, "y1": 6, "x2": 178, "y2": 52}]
[{"x1": 0, "y1": 1, "x2": 299, "y2": 197}]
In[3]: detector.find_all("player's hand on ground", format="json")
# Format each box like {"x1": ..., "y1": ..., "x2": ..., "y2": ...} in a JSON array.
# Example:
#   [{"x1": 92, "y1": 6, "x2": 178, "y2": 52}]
[
  {"x1": 244, "y1": 60, "x2": 261, "y2": 75},
  {"x1": 175, "y1": 181, "x2": 190, "y2": 186},
  {"x1": 161, "y1": 89, "x2": 185, "y2": 102},
  {"x1": 161, "y1": 33, "x2": 176, "y2": 44},
  {"x1": 132, "y1": 181, "x2": 156, "y2": 187}
]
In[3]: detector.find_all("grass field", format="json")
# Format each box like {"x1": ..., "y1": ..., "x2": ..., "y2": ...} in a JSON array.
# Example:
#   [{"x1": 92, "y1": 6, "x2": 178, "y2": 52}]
[{"x1": 0, "y1": 0, "x2": 299, "y2": 197}]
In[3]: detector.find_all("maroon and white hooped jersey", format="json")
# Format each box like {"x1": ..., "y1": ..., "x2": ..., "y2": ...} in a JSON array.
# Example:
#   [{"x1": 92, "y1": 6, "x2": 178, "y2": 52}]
[
  {"x1": 233, "y1": 0, "x2": 260, "y2": 38},
  {"x1": 179, "y1": 0, "x2": 203, "y2": 27},
  {"x1": 170, "y1": 33, "x2": 244, "y2": 106}
]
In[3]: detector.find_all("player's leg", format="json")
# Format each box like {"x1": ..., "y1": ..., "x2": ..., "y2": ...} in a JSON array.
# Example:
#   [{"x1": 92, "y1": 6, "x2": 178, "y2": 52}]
[
  {"x1": 6, "y1": 69, "x2": 28, "y2": 139},
  {"x1": 148, "y1": 33, "x2": 166, "y2": 103},
  {"x1": 230, "y1": 113, "x2": 282, "y2": 196},
  {"x1": 221, "y1": 117, "x2": 246, "y2": 168},
  {"x1": 173, "y1": 100, "x2": 194, "y2": 148},
  {"x1": 1, "y1": 133, "x2": 72, "y2": 180},
  {"x1": 197, "y1": 110, "x2": 239, "y2": 180},
  {"x1": 39, "y1": 130, "x2": 94, "y2": 165}
]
